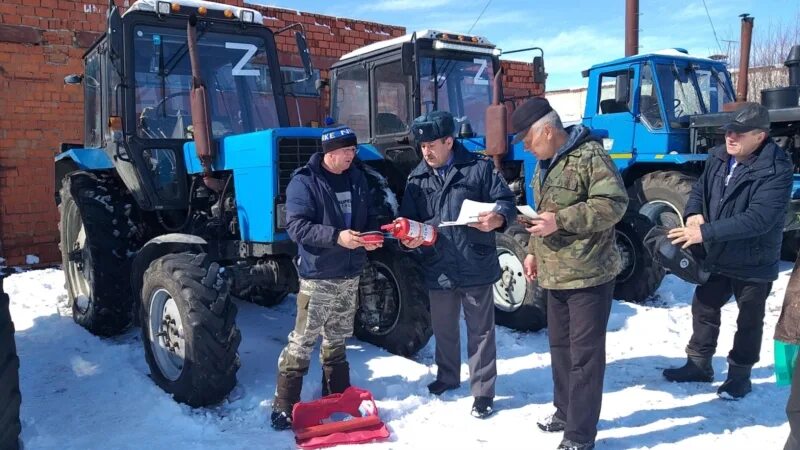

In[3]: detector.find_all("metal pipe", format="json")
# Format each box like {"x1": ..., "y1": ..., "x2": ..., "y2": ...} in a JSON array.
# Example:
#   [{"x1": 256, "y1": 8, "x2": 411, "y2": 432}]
[
  {"x1": 625, "y1": 0, "x2": 639, "y2": 57},
  {"x1": 736, "y1": 13, "x2": 754, "y2": 102},
  {"x1": 187, "y1": 15, "x2": 223, "y2": 192}
]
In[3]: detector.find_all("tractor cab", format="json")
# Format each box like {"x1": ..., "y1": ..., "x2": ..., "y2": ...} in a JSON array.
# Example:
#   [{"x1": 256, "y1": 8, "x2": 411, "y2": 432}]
[
  {"x1": 61, "y1": 0, "x2": 311, "y2": 211},
  {"x1": 582, "y1": 49, "x2": 734, "y2": 162},
  {"x1": 328, "y1": 30, "x2": 503, "y2": 192}
]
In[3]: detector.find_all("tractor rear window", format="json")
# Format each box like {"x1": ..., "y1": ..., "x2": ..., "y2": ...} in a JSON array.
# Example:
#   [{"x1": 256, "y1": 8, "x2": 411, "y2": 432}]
[{"x1": 133, "y1": 25, "x2": 280, "y2": 139}]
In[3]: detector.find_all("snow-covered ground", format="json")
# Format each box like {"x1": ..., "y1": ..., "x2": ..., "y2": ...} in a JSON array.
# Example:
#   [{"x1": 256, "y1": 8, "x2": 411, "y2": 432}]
[{"x1": 6, "y1": 264, "x2": 795, "y2": 449}]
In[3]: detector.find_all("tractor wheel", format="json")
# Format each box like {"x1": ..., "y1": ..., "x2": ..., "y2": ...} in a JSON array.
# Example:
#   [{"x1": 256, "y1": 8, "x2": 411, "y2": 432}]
[
  {"x1": 0, "y1": 276, "x2": 21, "y2": 450},
  {"x1": 355, "y1": 248, "x2": 432, "y2": 357},
  {"x1": 59, "y1": 171, "x2": 142, "y2": 336},
  {"x1": 493, "y1": 225, "x2": 547, "y2": 331},
  {"x1": 614, "y1": 214, "x2": 665, "y2": 302},
  {"x1": 140, "y1": 252, "x2": 240, "y2": 407},
  {"x1": 627, "y1": 170, "x2": 697, "y2": 229}
]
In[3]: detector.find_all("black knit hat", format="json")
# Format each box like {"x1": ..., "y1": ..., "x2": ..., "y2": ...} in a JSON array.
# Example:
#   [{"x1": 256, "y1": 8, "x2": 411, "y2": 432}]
[{"x1": 321, "y1": 126, "x2": 358, "y2": 153}]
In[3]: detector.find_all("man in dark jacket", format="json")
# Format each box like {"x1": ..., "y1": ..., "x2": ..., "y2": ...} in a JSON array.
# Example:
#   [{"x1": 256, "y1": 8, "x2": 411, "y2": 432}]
[
  {"x1": 515, "y1": 98, "x2": 628, "y2": 450},
  {"x1": 271, "y1": 126, "x2": 381, "y2": 430},
  {"x1": 399, "y1": 110, "x2": 515, "y2": 419},
  {"x1": 664, "y1": 102, "x2": 793, "y2": 399}
]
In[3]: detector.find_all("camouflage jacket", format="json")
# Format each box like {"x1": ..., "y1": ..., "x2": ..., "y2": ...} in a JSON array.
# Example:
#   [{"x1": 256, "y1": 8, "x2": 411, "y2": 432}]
[{"x1": 527, "y1": 126, "x2": 628, "y2": 290}]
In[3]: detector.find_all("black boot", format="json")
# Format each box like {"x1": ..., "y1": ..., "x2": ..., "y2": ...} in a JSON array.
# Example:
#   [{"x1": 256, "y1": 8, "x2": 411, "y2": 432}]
[
  {"x1": 427, "y1": 379, "x2": 459, "y2": 396},
  {"x1": 322, "y1": 361, "x2": 350, "y2": 396},
  {"x1": 272, "y1": 373, "x2": 303, "y2": 430},
  {"x1": 557, "y1": 438, "x2": 595, "y2": 450},
  {"x1": 537, "y1": 413, "x2": 567, "y2": 432},
  {"x1": 471, "y1": 396, "x2": 494, "y2": 419},
  {"x1": 663, "y1": 356, "x2": 714, "y2": 383},
  {"x1": 717, "y1": 359, "x2": 752, "y2": 400}
]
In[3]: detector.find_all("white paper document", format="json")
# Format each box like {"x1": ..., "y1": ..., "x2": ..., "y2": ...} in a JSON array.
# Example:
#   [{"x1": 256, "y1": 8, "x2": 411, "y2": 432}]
[
  {"x1": 439, "y1": 199, "x2": 500, "y2": 227},
  {"x1": 516, "y1": 205, "x2": 539, "y2": 219}
]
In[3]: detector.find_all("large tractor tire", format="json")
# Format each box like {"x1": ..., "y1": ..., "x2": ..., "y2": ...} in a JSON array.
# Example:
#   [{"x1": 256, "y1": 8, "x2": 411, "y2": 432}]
[
  {"x1": 627, "y1": 170, "x2": 697, "y2": 229},
  {"x1": 59, "y1": 171, "x2": 142, "y2": 336},
  {"x1": 613, "y1": 214, "x2": 666, "y2": 302},
  {"x1": 355, "y1": 248, "x2": 432, "y2": 357},
  {"x1": 493, "y1": 225, "x2": 547, "y2": 331},
  {"x1": 0, "y1": 276, "x2": 21, "y2": 450},
  {"x1": 140, "y1": 252, "x2": 240, "y2": 407}
]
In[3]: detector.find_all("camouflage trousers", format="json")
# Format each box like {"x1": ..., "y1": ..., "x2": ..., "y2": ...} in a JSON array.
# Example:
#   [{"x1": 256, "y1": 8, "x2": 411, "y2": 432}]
[{"x1": 277, "y1": 276, "x2": 359, "y2": 377}]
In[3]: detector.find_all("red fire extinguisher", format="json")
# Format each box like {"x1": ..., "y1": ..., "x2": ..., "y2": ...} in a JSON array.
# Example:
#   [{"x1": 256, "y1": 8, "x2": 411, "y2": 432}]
[{"x1": 380, "y1": 217, "x2": 438, "y2": 246}]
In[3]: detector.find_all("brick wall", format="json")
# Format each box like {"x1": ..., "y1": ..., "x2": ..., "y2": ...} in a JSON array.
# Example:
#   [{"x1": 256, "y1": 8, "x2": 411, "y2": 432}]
[{"x1": 0, "y1": 0, "x2": 536, "y2": 265}]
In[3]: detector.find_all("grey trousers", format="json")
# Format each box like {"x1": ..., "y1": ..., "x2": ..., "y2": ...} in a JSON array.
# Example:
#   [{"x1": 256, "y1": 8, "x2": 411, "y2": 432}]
[{"x1": 429, "y1": 284, "x2": 497, "y2": 398}]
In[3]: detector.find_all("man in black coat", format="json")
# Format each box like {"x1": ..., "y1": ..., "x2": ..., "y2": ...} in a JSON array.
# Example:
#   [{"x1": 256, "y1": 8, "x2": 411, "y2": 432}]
[
  {"x1": 665, "y1": 102, "x2": 793, "y2": 399},
  {"x1": 270, "y1": 126, "x2": 381, "y2": 429},
  {"x1": 399, "y1": 110, "x2": 515, "y2": 418}
]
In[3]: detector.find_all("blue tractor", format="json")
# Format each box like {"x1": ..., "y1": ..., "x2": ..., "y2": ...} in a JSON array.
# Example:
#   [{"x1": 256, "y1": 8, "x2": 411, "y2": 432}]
[
  {"x1": 54, "y1": 0, "x2": 431, "y2": 407},
  {"x1": 582, "y1": 46, "x2": 800, "y2": 265}
]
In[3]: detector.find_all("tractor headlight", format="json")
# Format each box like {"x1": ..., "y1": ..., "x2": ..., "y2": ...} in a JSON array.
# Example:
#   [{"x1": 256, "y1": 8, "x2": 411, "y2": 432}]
[
  {"x1": 156, "y1": 1, "x2": 171, "y2": 15},
  {"x1": 241, "y1": 10, "x2": 255, "y2": 23}
]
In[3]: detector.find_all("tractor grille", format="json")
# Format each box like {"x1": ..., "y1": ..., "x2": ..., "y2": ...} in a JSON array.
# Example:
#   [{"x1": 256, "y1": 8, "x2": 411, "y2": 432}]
[{"x1": 277, "y1": 137, "x2": 322, "y2": 194}]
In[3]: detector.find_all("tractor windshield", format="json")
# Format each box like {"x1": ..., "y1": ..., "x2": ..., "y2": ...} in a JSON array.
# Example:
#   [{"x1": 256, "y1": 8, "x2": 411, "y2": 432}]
[
  {"x1": 655, "y1": 62, "x2": 734, "y2": 124},
  {"x1": 133, "y1": 24, "x2": 280, "y2": 139},
  {"x1": 419, "y1": 52, "x2": 495, "y2": 136}
]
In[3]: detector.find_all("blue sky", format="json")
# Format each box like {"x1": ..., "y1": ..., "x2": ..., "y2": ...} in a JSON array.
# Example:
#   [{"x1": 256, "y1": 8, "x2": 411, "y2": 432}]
[{"x1": 249, "y1": 0, "x2": 800, "y2": 90}]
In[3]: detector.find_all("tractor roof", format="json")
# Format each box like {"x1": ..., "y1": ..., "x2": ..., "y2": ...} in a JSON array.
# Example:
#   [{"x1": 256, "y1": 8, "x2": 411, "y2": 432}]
[
  {"x1": 124, "y1": 0, "x2": 264, "y2": 23},
  {"x1": 338, "y1": 29, "x2": 495, "y2": 62},
  {"x1": 585, "y1": 48, "x2": 728, "y2": 75}
]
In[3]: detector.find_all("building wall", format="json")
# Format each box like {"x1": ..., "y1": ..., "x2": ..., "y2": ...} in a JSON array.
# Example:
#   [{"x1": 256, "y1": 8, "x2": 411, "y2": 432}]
[{"x1": 0, "y1": 0, "x2": 536, "y2": 265}]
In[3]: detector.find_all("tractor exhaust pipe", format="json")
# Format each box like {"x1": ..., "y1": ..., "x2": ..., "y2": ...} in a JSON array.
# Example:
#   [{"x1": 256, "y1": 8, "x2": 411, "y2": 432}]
[
  {"x1": 625, "y1": 0, "x2": 639, "y2": 57},
  {"x1": 736, "y1": 13, "x2": 754, "y2": 102},
  {"x1": 484, "y1": 68, "x2": 508, "y2": 172},
  {"x1": 187, "y1": 15, "x2": 223, "y2": 192}
]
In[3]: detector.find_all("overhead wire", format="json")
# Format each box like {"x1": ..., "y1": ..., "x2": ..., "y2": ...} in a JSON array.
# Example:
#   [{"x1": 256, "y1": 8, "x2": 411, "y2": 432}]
[{"x1": 702, "y1": 0, "x2": 725, "y2": 55}]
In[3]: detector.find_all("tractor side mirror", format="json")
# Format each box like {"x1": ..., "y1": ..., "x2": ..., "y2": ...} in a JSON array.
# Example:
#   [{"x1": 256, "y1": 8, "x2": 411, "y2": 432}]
[
  {"x1": 401, "y1": 42, "x2": 415, "y2": 76},
  {"x1": 295, "y1": 31, "x2": 314, "y2": 79},
  {"x1": 64, "y1": 74, "x2": 83, "y2": 85},
  {"x1": 532, "y1": 56, "x2": 546, "y2": 84}
]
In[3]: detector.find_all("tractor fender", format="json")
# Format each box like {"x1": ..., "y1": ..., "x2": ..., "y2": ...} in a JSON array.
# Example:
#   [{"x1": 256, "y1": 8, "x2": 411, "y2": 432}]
[
  {"x1": 130, "y1": 234, "x2": 208, "y2": 321},
  {"x1": 54, "y1": 150, "x2": 114, "y2": 204},
  {"x1": 55, "y1": 149, "x2": 114, "y2": 170}
]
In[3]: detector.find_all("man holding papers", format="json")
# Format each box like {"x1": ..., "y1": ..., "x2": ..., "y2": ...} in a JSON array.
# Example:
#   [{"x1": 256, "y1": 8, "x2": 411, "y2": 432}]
[
  {"x1": 513, "y1": 98, "x2": 628, "y2": 450},
  {"x1": 398, "y1": 110, "x2": 514, "y2": 419}
]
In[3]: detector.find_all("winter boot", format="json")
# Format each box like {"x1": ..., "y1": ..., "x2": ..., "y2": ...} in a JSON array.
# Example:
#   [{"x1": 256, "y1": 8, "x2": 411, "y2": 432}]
[
  {"x1": 470, "y1": 396, "x2": 494, "y2": 419},
  {"x1": 321, "y1": 361, "x2": 351, "y2": 397},
  {"x1": 557, "y1": 438, "x2": 595, "y2": 450},
  {"x1": 271, "y1": 373, "x2": 303, "y2": 430},
  {"x1": 537, "y1": 413, "x2": 567, "y2": 433},
  {"x1": 427, "y1": 379, "x2": 459, "y2": 396},
  {"x1": 717, "y1": 359, "x2": 753, "y2": 400},
  {"x1": 662, "y1": 356, "x2": 714, "y2": 383}
]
